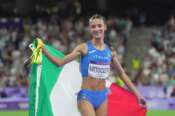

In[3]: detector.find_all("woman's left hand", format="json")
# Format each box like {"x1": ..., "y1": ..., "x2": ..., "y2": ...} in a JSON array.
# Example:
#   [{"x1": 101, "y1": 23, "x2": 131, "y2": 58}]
[{"x1": 137, "y1": 95, "x2": 147, "y2": 108}]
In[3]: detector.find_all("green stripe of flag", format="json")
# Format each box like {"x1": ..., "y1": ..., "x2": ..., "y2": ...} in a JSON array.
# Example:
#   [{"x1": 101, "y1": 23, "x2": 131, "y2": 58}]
[{"x1": 29, "y1": 44, "x2": 64, "y2": 116}]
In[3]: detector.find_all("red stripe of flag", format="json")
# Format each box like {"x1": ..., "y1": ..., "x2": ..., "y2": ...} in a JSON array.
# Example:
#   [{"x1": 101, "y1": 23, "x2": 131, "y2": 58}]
[{"x1": 108, "y1": 83, "x2": 147, "y2": 116}]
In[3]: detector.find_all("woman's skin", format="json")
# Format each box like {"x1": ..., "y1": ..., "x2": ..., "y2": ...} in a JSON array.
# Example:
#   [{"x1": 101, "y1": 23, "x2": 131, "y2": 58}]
[{"x1": 42, "y1": 16, "x2": 146, "y2": 116}]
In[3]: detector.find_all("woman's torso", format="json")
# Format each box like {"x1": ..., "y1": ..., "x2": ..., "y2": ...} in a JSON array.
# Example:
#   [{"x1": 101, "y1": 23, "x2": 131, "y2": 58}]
[{"x1": 80, "y1": 40, "x2": 112, "y2": 90}]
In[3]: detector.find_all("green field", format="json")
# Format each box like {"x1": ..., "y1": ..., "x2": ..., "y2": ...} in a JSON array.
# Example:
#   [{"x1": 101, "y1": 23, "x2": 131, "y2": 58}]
[
  {"x1": 0, "y1": 111, "x2": 28, "y2": 116},
  {"x1": 147, "y1": 110, "x2": 175, "y2": 116},
  {"x1": 0, "y1": 110, "x2": 175, "y2": 116}
]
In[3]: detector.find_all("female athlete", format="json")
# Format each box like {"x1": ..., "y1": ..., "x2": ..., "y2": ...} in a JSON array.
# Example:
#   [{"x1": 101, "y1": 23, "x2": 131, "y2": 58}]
[{"x1": 42, "y1": 14, "x2": 146, "y2": 116}]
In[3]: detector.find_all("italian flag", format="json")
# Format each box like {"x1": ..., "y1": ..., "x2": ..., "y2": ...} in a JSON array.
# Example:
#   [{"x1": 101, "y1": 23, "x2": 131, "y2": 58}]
[{"x1": 29, "y1": 43, "x2": 147, "y2": 116}]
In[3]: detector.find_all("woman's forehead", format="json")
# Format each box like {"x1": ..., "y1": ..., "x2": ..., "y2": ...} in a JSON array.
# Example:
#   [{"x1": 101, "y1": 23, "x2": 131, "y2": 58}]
[{"x1": 89, "y1": 19, "x2": 105, "y2": 25}]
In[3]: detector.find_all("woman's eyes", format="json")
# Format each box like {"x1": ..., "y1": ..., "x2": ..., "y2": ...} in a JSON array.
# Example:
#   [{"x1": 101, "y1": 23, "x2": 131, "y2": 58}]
[
  {"x1": 97, "y1": 24, "x2": 102, "y2": 28},
  {"x1": 91, "y1": 25, "x2": 96, "y2": 28},
  {"x1": 91, "y1": 24, "x2": 102, "y2": 28}
]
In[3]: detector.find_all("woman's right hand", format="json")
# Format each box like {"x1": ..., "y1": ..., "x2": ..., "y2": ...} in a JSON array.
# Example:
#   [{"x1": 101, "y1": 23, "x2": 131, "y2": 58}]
[{"x1": 36, "y1": 38, "x2": 44, "y2": 49}]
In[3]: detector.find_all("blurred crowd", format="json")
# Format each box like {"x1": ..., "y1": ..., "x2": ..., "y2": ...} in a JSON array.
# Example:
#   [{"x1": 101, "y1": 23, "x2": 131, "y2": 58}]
[
  {"x1": 0, "y1": 15, "x2": 131, "y2": 88},
  {"x1": 0, "y1": 15, "x2": 174, "y2": 91},
  {"x1": 132, "y1": 16, "x2": 175, "y2": 89}
]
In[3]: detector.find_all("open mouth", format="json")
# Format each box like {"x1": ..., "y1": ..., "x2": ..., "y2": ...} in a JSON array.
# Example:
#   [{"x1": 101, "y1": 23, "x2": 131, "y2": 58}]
[{"x1": 93, "y1": 30, "x2": 103, "y2": 36}]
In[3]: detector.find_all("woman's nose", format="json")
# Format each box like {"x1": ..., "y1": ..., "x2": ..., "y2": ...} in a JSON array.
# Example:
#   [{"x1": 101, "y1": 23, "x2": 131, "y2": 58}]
[{"x1": 94, "y1": 26, "x2": 101, "y2": 30}]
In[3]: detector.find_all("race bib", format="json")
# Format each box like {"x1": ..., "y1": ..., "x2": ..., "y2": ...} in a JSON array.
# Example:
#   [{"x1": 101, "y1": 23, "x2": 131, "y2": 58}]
[{"x1": 88, "y1": 62, "x2": 110, "y2": 79}]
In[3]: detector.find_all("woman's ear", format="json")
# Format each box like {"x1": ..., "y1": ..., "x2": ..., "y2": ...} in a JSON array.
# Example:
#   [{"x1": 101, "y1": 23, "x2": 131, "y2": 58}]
[{"x1": 104, "y1": 24, "x2": 107, "y2": 31}]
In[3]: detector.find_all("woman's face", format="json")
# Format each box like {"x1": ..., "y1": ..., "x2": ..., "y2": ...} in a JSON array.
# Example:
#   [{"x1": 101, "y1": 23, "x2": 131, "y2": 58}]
[{"x1": 89, "y1": 18, "x2": 106, "y2": 39}]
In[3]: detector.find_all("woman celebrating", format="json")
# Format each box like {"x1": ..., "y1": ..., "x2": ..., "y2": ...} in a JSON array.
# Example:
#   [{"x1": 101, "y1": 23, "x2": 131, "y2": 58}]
[{"x1": 42, "y1": 14, "x2": 146, "y2": 116}]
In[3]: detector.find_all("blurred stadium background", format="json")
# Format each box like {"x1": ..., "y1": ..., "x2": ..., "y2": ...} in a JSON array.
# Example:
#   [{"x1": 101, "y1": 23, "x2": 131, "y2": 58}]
[{"x1": 0, "y1": 0, "x2": 175, "y2": 116}]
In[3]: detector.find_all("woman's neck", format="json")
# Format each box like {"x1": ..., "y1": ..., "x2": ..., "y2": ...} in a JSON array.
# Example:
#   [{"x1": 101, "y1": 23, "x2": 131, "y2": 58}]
[{"x1": 92, "y1": 38, "x2": 105, "y2": 50}]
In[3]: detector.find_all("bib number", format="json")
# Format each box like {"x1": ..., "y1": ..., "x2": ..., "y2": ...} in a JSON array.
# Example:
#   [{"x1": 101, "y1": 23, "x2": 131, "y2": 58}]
[{"x1": 88, "y1": 62, "x2": 110, "y2": 79}]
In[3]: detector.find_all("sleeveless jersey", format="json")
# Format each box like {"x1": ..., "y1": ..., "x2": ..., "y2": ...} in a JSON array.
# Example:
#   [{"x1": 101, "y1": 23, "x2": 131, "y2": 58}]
[{"x1": 80, "y1": 41, "x2": 112, "y2": 79}]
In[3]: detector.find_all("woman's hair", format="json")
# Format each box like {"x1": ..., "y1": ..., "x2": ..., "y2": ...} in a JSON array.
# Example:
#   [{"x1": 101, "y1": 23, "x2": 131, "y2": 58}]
[
  {"x1": 104, "y1": 39, "x2": 114, "y2": 51},
  {"x1": 89, "y1": 14, "x2": 106, "y2": 24}
]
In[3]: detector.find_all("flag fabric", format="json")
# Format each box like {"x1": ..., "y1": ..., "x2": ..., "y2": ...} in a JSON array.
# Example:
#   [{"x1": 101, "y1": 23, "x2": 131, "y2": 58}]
[
  {"x1": 29, "y1": 44, "x2": 82, "y2": 116},
  {"x1": 29, "y1": 43, "x2": 147, "y2": 116},
  {"x1": 108, "y1": 83, "x2": 147, "y2": 116}
]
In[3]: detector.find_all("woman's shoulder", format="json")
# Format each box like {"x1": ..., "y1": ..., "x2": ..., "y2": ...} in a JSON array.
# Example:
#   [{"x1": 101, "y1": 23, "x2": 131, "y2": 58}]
[
  {"x1": 76, "y1": 42, "x2": 88, "y2": 55},
  {"x1": 77, "y1": 42, "x2": 87, "y2": 49}
]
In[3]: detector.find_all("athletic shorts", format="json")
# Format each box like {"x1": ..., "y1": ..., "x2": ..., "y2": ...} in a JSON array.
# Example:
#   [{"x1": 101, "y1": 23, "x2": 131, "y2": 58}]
[{"x1": 77, "y1": 88, "x2": 109, "y2": 109}]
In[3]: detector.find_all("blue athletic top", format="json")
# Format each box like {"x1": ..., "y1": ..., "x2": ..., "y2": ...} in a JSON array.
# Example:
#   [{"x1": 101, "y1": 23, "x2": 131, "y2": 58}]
[{"x1": 80, "y1": 40, "x2": 112, "y2": 79}]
